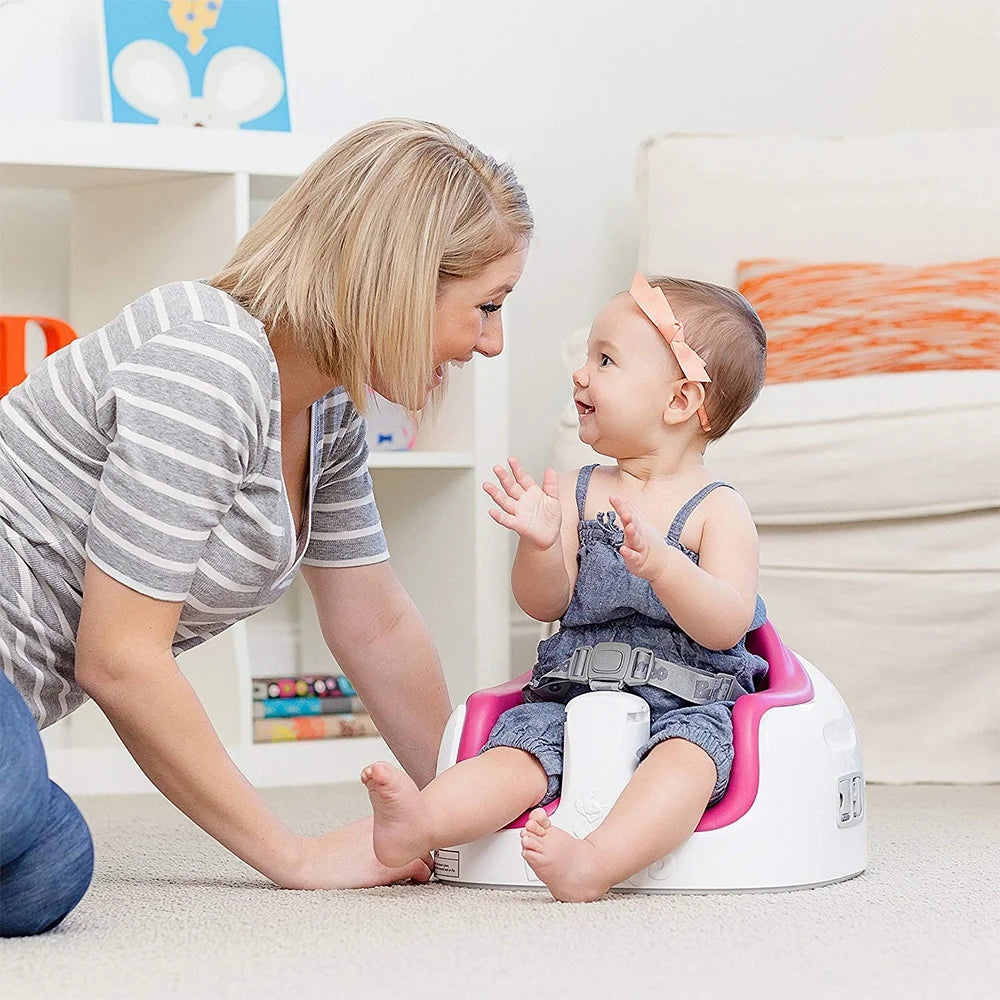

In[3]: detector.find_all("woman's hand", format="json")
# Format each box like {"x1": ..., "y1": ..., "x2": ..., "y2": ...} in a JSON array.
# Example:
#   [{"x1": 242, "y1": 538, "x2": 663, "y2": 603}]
[
  {"x1": 279, "y1": 818, "x2": 432, "y2": 890},
  {"x1": 483, "y1": 457, "x2": 562, "y2": 551},
  {"x1": 609, "y1": 494, "x2": 671, "y2": 583}
]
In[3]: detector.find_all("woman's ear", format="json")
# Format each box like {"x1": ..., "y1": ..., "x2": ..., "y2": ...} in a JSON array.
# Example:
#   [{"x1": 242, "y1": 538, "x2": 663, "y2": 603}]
[{"x1": 663, "y1": 379, "x2": 707, "y2": 427}]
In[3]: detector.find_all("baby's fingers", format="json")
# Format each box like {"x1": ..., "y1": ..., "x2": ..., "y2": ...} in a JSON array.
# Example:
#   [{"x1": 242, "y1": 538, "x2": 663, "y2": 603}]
[
  {"x1": 541, "y1": 467, "x2": 560, "y2": 499},
  {"x1": 619, "y1": 545, "x2": 643, "y2": 573},
  {"x1": 608, "y1": 493, "x2": 634, "y2": 526},
  {"x1": 623, "y1": 520, "x2": 647, "y2": 553},
  {"x1": 507, "y1": 456, "x2": 536, "y2": 492},
  {"x1": 487, "y1": 507, "x2": 519, "y2": 531},
  {"x1": 492, "y1": 463, "x2": 524, "y2": 500},
  {"x1": 482, "y1": 480, "x2": 518, "y2": 515}
]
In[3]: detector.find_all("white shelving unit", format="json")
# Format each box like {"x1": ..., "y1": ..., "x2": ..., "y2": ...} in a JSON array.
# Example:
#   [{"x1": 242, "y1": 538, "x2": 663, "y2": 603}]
[{"x1": 0, "y1": 120, "x2": 510, "y2": 795}]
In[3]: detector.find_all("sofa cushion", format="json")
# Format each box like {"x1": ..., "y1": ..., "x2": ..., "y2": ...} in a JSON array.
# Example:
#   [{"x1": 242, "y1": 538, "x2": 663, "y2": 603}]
[{"x1": 737, "y1": 257, "x2": 1000, "y2": 385}]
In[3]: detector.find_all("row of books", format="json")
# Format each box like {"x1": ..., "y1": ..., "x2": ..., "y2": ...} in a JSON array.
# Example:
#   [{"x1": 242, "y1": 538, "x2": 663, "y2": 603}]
[{"x1": 251, "y1": 673, "x2": 379, "y2": 743}]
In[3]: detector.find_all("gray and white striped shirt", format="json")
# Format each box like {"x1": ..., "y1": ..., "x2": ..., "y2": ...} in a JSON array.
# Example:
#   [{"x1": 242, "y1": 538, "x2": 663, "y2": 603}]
[{"x1": 0, "y1": 281, "x2": 387, "y2": 727}]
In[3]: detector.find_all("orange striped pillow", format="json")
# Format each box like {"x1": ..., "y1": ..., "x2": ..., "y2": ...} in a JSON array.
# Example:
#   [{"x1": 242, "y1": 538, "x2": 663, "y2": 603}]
[{"x1": 737, "y1": 258, "x2": 1000, "y2": 384}]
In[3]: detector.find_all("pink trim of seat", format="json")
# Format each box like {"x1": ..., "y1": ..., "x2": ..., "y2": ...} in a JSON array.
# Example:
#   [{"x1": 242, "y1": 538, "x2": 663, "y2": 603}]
[
  {"x1": 455, "y1": 620, "x2": 814, "y2": 832},
  {"x1": 696, "y1": 621, "x2": 813, "y2": 830},
  {"x1": 455, "y1": 675, "x2": 551, "y2": 829}
]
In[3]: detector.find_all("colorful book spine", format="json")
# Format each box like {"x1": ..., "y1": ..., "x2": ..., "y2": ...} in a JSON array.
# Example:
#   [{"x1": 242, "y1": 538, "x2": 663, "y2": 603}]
[
  {"x1": 251, "y1": 674, "x2": 357, "y2": 700},
  {"x1": 252, "y1": 713, "x2": 379, "y2": 743},
  {"x1": 253, "y1": 696, "x2": 366, "y2": 719}
]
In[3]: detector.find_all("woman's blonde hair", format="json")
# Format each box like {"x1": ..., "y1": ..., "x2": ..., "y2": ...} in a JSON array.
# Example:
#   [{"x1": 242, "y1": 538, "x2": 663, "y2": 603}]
[{"x1": 211, "y1": 119, "x2": 533, "y2": 411}]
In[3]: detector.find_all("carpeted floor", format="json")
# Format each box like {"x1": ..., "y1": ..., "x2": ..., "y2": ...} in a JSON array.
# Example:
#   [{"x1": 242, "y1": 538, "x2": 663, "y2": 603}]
[{"x1": 2, "y1": 783, "x2": 997, "y2": 1000}]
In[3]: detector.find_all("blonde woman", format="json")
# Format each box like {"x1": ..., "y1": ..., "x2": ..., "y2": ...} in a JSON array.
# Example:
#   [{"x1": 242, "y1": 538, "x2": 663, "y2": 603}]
[{"x1": 0, "y1": 119, "x2": 532, "y2": 935}]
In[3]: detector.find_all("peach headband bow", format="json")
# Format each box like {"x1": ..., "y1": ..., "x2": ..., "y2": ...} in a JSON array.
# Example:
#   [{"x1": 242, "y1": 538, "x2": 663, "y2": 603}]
[{"x1": 628, "y1": 272, "x2": 712, "y2": 433}]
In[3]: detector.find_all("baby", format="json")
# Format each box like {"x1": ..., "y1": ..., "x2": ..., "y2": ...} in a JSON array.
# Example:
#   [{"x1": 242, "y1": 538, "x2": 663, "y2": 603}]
[{"x1": 362, "y1": 273, "x2": 768, "y2": 901}]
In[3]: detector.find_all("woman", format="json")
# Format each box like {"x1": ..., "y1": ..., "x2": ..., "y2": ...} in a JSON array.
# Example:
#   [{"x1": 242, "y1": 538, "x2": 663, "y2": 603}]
[{"x1": 0, "y1": 118, "x2": 532, "y2": 935}]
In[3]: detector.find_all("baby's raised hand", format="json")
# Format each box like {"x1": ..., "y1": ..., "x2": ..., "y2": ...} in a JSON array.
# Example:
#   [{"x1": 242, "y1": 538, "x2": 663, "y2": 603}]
[
  {"x1": 609, "y1": 494, "x2": 669, "y2": 583},
  {"x1": 483, "y1": 458, "x2": 562, "y2": 551}
]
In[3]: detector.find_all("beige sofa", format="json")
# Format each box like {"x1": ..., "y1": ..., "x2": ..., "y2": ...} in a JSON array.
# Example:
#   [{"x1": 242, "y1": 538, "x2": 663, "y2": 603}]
[{"x1": 549, "y1": 130, "x2": 1000, "y2": 783}]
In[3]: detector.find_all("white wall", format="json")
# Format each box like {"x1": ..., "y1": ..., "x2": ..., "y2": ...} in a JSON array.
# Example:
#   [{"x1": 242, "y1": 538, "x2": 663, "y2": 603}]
[
  {"x1": 3, "y1": 0, "x2": 998, "y2": 476},
  {"x1": 4, "y1": 0, "x2": 997, "y2": 662}
]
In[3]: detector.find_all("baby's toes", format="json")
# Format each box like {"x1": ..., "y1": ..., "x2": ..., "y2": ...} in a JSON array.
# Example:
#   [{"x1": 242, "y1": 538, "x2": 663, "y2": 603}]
[
  {"x1": 521, "y1": 832, "x2": 544, "y2": 853},
  {"x1": 527, "y1": 807, "x2": 551, "y2": 830}
]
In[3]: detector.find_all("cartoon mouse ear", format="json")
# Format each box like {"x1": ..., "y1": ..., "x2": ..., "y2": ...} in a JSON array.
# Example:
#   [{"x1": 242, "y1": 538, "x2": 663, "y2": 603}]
[
  {"x1": 111, "y1": 40, "x2": 191, "y2": 120},
  {"x1": 202, "y1": 47, "x2": 285, "y2": 125}
]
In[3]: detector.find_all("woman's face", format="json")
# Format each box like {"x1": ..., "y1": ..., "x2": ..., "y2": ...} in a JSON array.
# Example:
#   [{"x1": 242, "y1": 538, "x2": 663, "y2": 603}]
[{"x1": 428, "y1": 243, "x2": 529, "y2": 394}]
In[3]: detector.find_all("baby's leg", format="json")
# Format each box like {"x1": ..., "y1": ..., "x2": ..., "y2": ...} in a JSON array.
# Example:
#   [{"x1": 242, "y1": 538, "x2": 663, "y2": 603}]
[
  {"x1": 521, "y1": 737, "x2": 716, "y2": 902},
  {"x1": 361, "y1": 748, "x2": 548, "y2": 868}
]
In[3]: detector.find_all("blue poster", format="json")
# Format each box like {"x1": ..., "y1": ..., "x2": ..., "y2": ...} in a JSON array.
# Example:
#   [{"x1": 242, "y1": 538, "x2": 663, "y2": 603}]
[{"x1": 103, "y1": 0, "x2": 290, "y2": 131}]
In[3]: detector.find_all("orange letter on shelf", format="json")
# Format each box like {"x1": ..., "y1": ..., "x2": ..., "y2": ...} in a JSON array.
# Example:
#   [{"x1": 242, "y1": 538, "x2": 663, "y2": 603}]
[{"x1": 0, "y1": 316, "x2": 77, "y2": 396}]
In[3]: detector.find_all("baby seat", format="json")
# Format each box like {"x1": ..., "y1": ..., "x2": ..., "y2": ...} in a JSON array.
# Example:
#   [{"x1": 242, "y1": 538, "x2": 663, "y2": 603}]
[{"x1": 434, "y1": 621, "x2": 866, "y2": 892}]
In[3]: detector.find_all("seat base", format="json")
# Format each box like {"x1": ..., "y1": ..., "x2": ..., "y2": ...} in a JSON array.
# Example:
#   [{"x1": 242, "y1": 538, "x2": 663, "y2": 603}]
[{"x1": 434, "y1": 653, "x2": 866, "y2": 893}]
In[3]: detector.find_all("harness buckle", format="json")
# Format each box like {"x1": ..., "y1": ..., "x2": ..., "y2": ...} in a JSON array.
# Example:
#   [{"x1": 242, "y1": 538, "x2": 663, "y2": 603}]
[
  {"x1": 567, "y1": 646, "x2": 592, "y2": 683},
  {"x1": 624, "y1": 647, "x2": 655, "y2": 687},
  {"x1": 587, "y1": 642, "x2": 633, "y2": 689}
]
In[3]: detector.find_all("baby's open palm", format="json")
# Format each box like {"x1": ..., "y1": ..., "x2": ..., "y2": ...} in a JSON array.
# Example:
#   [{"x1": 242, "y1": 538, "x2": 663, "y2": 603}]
[{"x1": 483, "y1": 458, "x2": 562, "y2": 550}]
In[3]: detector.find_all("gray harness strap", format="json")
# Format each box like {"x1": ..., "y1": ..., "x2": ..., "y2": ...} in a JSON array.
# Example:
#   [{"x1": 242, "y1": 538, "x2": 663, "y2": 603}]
[{"x1": 525, "y1": 642, "x2": 749, "y2": 705}]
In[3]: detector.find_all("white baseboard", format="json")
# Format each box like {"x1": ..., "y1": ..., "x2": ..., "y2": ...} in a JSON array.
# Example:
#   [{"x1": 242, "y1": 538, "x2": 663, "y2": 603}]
[{"x1": 46, "y1": 738, "x2": 395, "y2": 796}]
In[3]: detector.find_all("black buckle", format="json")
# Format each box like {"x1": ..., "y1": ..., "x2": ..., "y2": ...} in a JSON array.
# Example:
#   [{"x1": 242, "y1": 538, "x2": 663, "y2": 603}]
[{"x1": 624, "y1": 647, "x2": 654, "y2": 686}]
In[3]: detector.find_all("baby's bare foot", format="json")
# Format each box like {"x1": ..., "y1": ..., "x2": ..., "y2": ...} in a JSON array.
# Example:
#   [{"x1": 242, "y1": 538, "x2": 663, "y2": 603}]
[
  {"x1": 361, "y1": 761, "x2": 434, "y2": 868},
  {"x1": 520, "y1": 808, "x2": 611, "y2": 902}
]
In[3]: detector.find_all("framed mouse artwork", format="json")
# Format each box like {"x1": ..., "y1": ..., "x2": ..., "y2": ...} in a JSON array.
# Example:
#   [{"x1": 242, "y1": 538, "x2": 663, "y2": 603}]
[{"x1": 100, "y1": 0, "x2": 291, "y2": 131}]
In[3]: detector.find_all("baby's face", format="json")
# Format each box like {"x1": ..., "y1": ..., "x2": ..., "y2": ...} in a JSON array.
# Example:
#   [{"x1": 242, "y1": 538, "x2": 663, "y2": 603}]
[{"x1": 571, "y1": 293, "x2": 680, "y2": 456}]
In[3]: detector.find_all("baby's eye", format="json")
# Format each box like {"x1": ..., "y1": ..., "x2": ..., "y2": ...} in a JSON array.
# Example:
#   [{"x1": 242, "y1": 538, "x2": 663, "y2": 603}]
[
  {"x1": 599, "y1": 353, "x2": 613, "y2": 367},
  {"x1": 479, "y1": 302, "x2": 501, "y2": 316}
]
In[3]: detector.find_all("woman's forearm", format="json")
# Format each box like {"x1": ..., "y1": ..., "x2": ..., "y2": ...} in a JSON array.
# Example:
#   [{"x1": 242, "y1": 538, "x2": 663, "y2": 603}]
[
  {"x1": 81, "y1": 652, "x2": 304, "y2": 885},
  {"x1": 329, "y1": 600, "x2": 451, "y2": 789}
]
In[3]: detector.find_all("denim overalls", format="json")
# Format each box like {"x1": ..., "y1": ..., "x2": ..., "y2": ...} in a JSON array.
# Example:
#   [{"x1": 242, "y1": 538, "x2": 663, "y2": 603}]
[{"x1": 481, "y1": 464, "x2": 768, "y2": 805}]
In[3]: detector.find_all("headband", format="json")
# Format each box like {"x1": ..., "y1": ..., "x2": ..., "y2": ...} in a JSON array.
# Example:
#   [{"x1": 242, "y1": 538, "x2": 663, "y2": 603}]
[{"x1": 628, "y1": 272, "x2": 712, "y2": 432}]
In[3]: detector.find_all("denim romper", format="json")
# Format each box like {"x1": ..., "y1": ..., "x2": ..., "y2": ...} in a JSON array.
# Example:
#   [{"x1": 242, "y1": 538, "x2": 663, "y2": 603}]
[{"x1": 481, "y1": 463, "x2": 768, "y2": 806}]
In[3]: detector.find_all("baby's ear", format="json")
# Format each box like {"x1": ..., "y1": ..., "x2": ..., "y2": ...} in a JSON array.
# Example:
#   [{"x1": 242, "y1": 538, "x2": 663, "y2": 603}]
[{"x1": 663, "y1": 380, "x2": 706, "y2": 426}]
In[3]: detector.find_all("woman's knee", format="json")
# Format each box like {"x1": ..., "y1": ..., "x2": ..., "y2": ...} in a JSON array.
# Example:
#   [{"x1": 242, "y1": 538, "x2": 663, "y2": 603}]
[{"x1": 0, "y1": 781, "x2": 94, "y2": 937}]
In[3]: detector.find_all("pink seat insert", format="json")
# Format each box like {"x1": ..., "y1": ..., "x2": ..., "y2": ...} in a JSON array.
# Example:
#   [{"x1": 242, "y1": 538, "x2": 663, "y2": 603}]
[{"x1": 454, "y1": 620, "x2": 814, "y2": 831}]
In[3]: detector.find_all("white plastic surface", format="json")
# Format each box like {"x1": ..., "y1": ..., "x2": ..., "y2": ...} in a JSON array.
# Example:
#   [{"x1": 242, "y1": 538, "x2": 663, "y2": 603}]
[{"x1": 434, "y1": 656, "x2": 866, "y2": 892}]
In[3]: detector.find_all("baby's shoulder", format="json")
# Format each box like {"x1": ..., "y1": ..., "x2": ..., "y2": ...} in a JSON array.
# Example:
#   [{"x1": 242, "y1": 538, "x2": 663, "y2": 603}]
[{"x1": 694, "y1": 481, "x2": 757, "y2": 533}]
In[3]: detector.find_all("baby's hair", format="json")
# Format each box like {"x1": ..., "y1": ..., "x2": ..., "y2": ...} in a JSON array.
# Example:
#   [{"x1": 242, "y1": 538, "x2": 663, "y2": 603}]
[{"x1": 647, "y1": 276, "x2": 767, "y2": 440}]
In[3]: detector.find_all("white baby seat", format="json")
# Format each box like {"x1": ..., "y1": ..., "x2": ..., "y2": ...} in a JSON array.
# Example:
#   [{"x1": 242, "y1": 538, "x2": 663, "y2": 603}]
[{"x1": 434, "y1": 621, "x2": 866, "y2": 892}]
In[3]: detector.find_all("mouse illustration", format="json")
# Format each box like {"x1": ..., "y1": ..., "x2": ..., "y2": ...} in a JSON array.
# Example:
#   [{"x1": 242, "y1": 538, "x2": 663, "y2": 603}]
[{"x1": 111, "y1": 39, "x2": 285, "y2": 128}]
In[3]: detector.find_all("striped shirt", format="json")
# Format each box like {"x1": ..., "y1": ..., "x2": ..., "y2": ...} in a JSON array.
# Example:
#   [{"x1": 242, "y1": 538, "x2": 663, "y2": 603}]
[{"x1": 0, "y1": 281, "x2": 388, "y2": 727}]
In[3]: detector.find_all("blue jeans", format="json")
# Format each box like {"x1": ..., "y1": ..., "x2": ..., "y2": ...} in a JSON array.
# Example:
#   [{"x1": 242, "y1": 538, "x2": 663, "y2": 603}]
[{"x1": 0, "y1": 670, "x2": 94, "y2": 936}]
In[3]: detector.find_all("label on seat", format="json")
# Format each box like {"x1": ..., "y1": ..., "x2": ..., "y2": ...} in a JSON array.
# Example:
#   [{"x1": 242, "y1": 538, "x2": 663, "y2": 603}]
[{"x1": 434, "y1": 849, "x2": 460, "y2": 878}]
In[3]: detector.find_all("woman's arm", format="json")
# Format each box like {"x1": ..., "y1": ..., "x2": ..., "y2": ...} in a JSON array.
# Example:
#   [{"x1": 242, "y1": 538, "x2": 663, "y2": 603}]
[
  {"x1": 301, "y1": 560, "x2": 451, "y2": 790},
  {"x1": 75, "y1": 561, "x2": 306, "y2": 885},
  {"x1": 610, "y1": 491, "x2": 759, "y2": 651}
]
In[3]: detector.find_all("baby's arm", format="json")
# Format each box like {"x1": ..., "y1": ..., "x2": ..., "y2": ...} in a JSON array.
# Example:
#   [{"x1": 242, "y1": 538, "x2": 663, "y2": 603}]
[
  {"x1": 483, "y1": 458, "x2": 575, "y2": 622},
  {"x1": 610, "y1": 491, "x2": 759, "y2": 651}
]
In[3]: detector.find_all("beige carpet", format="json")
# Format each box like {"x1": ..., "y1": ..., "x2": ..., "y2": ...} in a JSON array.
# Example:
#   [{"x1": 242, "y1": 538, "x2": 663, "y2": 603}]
[{"x1": 1, "y1": 783, "x2": 997, "y2": 1000}]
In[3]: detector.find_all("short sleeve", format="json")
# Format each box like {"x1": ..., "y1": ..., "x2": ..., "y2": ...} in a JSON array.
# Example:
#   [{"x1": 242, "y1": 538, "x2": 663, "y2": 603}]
[
  {"x1": 86, "y1": 323, "x2": 271, "y2": 602},
  {"x1": 303, "y1": 402, "x2": 389, "y2": 568}
]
